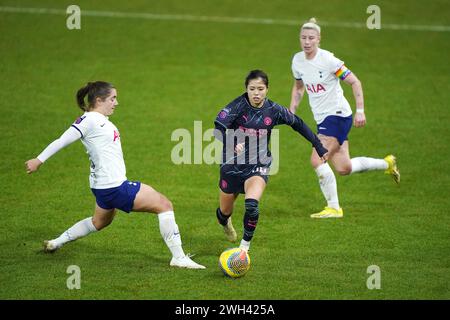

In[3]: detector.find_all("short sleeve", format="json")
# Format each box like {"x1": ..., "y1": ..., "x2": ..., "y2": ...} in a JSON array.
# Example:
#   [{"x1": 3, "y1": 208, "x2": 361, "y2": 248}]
[
  {"x1": 326, "y1": 52, "x2": 352, "y2": 80},
  {"x1": 326, "y1": 52, "x2": 345, "y2": 74},
  {"x1": 71, "y1": 113, "x2": 92, "y2": 138}
]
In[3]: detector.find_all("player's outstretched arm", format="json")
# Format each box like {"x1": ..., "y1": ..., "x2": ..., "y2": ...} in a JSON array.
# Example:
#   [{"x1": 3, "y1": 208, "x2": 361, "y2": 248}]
[
  {"x1": 276, "y1": 105, "x2": 328, "y2": 158},
  {"x1": 291, "y1": 117, "x2": 328, "y2": 158},
  {"x1": 25, "y1": 126, "x2": 81, "y2": 174}
]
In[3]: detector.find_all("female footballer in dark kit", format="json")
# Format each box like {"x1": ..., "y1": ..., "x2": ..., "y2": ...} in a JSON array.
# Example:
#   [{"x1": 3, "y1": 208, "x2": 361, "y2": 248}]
[{"x1": 214, "y1": 70, "x2": 328, "y2": 252}]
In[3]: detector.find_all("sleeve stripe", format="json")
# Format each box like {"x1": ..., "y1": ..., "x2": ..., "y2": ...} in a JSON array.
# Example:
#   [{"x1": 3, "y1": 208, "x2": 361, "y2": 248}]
[{"x1": 71, "y1": 125, "x2": 83, "y2": 138}]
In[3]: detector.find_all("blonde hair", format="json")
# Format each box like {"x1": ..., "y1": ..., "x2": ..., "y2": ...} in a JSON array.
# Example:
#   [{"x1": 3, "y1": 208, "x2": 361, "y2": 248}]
[{"x1": 301, "y1": 17, "x2": 321, "y2": 34}]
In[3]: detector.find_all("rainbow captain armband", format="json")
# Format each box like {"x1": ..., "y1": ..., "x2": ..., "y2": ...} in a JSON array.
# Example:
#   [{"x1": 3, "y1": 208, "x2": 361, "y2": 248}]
[{"x1": 335, "y1": 65, "x2": 351, "y2": 80}]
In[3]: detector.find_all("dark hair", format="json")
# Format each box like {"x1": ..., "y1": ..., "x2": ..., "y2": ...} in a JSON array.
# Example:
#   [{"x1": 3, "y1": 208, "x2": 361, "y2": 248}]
[
  {"x1": 245, "y1": 70, "x2": 269, "y2": 88},
  {"x1": 76, "y1": 81, "x2": 115, "y2": 111}
]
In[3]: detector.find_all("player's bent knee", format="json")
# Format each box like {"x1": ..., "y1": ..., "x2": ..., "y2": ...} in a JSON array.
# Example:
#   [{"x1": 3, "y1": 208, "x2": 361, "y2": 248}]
[
  {"x1": 164, "y1": 198, "x2": 173, "y2": 212},
  {"x1": 92, "y1": 218, "x2": 112, "y2": 231},
  {"x1": 159, "y1": 194, "x2": 173, "y2": 212},
  {"x1": 336, "y1": 166, "x2": 352, "y2": 176}
]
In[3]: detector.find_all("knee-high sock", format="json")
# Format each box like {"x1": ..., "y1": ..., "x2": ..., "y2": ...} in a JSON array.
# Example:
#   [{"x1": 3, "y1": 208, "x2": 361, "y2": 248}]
[
  {"x1": 315, "y1": 163, "x2": 340, "y2": 210},
  {"x1": 351, "y1": 157, "x2": 388, "y2": 174},
  {"x1": 53, "y1": 217, "x2": 97, "y2": 247},
  {"x1": 158, "y1": 211, "x2": 185, "y2": 259},
  {"x1": 216, "y1": 207, "x2": 230, "y2": 226},
  {"x1": 243, "y1": 199, "x2": 259, "y2": 242}
]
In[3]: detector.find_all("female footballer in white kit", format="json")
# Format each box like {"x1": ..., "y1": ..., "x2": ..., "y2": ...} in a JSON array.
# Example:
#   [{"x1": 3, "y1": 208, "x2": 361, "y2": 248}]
[
  {"x1": 25, "y1": 81, "x2": 205, "y2": 269},
  {"x1": 289, "y1": 18, "x2": 400, "y2": 218}
]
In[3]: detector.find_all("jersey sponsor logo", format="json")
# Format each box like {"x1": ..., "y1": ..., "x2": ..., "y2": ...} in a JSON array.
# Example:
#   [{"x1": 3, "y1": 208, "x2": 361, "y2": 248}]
[
  {"x1": 100, "y1": 123, "x2": 106, "y2": 127},
  {"x1": 113, "y1": 130, "x2": 120, "y2": 142},
  {"x1": 263, "y1": 117, "x2": 272, "y2": 126},
  {"x1": 318, "y1": 126, "x2": 327, "y2": 130},
  {"x1": 74, "y1": 115, "x2": 86, "y2": 124},
  {"x1": 238, "y1": 126, "x2": 268, "y2": 137},
  {"x1": 306, "y1": 83, "x2": 326, "y2": 94},
  {"x1": 242, "y1": 114, "x2": 248, "y2": 122}
]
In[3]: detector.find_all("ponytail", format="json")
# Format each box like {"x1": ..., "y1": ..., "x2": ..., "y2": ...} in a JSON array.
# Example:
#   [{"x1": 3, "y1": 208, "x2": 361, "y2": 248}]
[
  {"x1": 75, "y1": 81, "x2": 114, "y2": 111},
  {"x1": 76, "y1": 83, "x2": 91, "y2": 111}
]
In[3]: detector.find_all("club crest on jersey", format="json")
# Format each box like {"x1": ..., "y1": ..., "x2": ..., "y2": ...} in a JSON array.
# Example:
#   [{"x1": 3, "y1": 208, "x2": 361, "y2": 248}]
[
  {"x1": 74, "y1": 115, "x2": 86, "y2": 124},
  {"x1": 113, "y1": 130, "x2": 120, "y2": 142},
  {"x1": 264, "y1": 117, "x2": 272, "y2": 126},
  {"x1": 306, "y1": 83, "x2": 326, "y2": 94}
]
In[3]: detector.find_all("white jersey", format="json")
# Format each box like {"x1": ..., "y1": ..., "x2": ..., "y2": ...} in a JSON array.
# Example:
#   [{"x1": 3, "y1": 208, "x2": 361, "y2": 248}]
[
  {"x1": 71, "y1": 111, "x2": 127, "y2": 189},
  {"x1": 291, "y1": 48, "x2": 352, "y2": 124}
]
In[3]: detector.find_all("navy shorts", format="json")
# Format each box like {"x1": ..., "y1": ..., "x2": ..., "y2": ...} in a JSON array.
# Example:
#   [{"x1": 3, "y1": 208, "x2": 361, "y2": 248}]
[
  {"x1": 219, "y1": 166, "x2": 269, "y2": 194},
  {"x1": 317, "y1": 115, "x2": 353, "y2": 145},
  {"x1": 91, "y1": 180, "x2": 141, "y2": 213}
]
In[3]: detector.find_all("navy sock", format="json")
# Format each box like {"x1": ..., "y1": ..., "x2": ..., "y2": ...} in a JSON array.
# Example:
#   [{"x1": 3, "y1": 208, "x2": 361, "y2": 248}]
[
  {"x1": 216, "y1": 208, "x2": 230, "y2": 226},
  {"x1": 243, "y1": 198, "x2": 259, "y2": 242}
]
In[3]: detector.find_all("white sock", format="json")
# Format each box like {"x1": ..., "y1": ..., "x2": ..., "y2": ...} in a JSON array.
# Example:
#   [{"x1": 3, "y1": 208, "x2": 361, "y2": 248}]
[
  {"x1": 315, "y1": 163, "x2": 340, "y2": 210},
  {"x1": 158, "y1": 211, "x2": 185, "y2": 259},
  {"x1": 351, "y1": 157, "x2": 388, "y2": 174},
  {"x1": 240, "y1": 239, "x2": 251, "y2": 251},
  {"x1": 52, "y1": 217, "x2": 97, "y2": 247}
]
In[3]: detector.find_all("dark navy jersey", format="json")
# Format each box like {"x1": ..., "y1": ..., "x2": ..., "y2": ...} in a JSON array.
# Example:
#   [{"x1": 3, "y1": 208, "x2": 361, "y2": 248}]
[{"x1": 214, "y1": 93, "x2": 327, "y2": 175}]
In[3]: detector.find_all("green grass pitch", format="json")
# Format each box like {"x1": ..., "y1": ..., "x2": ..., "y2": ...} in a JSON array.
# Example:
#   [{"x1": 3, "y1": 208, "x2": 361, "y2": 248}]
[{"x1": 0, "y1": 0, "x2": 449, "y2": 299}]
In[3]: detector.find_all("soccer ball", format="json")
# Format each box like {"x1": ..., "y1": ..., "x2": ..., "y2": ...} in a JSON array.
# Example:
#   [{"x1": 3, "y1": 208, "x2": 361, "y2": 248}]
[{"x1": 219, "y1": 248, "x2": 251, "y2": 278}]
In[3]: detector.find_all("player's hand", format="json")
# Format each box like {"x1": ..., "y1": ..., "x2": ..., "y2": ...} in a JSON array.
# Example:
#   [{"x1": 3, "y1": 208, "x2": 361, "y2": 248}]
[
  {"x1": 235, "y1": 143, "x2": 245, "y2": 155},
  {"x1": 354, "y1": 111, "x2": 366, "y2": 128},
  {"x1": 25, "y1": 158, "x2": 42, "y2": 174}
]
